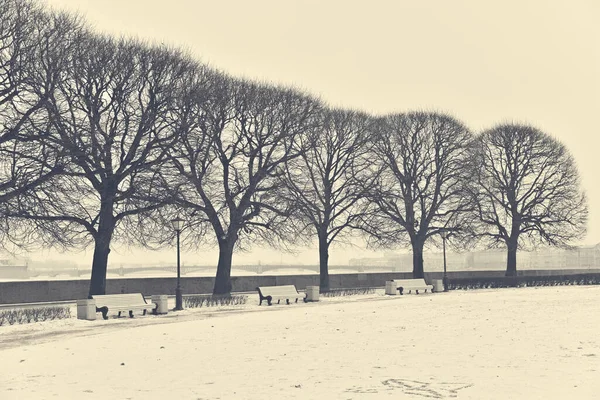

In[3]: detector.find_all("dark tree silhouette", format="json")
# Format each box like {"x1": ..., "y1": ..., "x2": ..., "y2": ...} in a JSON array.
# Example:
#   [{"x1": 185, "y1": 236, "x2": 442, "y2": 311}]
[
  {"x1": 0, "y1": 1, "x2": 81, "y2": 247},
  {"x1": 366, "y1": 111, "x2": 473, "y2": 278},
  {"x1": 469, "y1": 123, "x2": 587, "y2": 276},
  {"x1": 165, "y1": 78, "x2": 322, "y2": 294},
  {"x1": 14, "y1": 34, "x2": 193, "y2": 295},
  {"x1": 282, "y1": 109, "x2": 373, "y2": 291}
]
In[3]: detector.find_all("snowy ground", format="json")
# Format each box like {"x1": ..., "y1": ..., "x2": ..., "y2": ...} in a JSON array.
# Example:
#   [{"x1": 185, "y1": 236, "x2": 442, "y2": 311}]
[{"x1": 1, "y1": 286, "x2": 599, "y2": 399}]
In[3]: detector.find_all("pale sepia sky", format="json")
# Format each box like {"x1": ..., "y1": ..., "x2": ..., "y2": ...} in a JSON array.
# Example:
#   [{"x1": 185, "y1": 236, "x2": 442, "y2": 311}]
[{"x1": 35, "y1": 0, "x2": 600, "y2": 266}]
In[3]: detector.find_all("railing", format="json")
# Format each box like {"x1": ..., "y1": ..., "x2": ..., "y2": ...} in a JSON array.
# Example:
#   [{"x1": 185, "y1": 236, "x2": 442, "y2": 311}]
[{"x1": 104, "y1": 264, "x2": 403, "y2": 276}]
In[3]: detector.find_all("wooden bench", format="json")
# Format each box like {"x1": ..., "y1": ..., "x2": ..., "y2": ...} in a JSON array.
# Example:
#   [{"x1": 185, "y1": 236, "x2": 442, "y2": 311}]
[
  {"x1": 92, "y1": 293, "x2": 157, "y2": 320},
  {"x1": 256, "y1": 285, "x2": 307, "y2": 306},
  {"x1": 392, "y1": 279, "x2": 434, "y2": 295}
]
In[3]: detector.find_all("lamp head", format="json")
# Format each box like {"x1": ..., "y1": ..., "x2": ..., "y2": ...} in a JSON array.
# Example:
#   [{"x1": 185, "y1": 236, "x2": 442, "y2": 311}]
[{"x1": 171, "y1": 216, "x2": 185, "y2": 232}]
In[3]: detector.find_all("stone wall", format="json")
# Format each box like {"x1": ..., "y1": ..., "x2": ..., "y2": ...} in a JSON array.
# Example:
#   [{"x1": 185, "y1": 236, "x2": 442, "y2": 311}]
[{"x1": 1, "y1": 269, "x2": 599, "y2": 305}]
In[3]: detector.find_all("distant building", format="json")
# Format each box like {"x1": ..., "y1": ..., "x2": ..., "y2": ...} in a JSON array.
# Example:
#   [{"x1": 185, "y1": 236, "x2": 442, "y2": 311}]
[
  {"x1": 0, "y1": 259, "x2": 29, "y2": 279},
  {"x1": 348, "y1": 244, "x2": 600, "y2": 271}
]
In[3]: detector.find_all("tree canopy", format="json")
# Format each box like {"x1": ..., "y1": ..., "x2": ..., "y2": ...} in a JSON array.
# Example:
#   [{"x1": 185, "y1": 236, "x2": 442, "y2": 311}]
[
  {"x1": 469, "y1": 123, "x2": 587, "y2": 276},
  {"x1": 365, "y1": 111, "x2": 473, "y2": 277}
]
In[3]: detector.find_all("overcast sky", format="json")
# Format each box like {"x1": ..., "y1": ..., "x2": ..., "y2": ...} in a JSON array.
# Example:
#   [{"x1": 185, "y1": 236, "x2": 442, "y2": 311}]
[{"x1": 35, "y1": 0, "x2": 600, "y2": 266}]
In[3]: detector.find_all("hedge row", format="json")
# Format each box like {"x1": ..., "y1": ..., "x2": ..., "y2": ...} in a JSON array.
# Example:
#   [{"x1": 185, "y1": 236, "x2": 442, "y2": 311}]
[
  {"x1": 320, "y1": 287, "x2": 377, "y2": 297},
  {"x1": 183, "y1": 294, "x2": 248, "y2": 308},
  {"x1": 0, "y1": 306, "x2": 72, "y2": 326},
  {"x1": 447, "y1": 274, "x2": 600, "y2": 290}
]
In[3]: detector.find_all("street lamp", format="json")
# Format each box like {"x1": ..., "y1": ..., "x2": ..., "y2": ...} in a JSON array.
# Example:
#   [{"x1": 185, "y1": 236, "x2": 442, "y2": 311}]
[
  {"x1": 440, "y1": 230, "x2": 449, "y2": 292},
  {"x1": 171, "y1": 216, "x2": 185, "y2": 311}
]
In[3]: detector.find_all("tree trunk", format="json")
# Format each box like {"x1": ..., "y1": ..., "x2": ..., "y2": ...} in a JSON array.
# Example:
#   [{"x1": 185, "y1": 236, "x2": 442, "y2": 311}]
[
  {"x1": 213, "y1": 239, "x2": 234, "y2": 295},
  {"x1": 318, "y1": 233, "x2": 330, "y2": 292},
  {"x1": 505, "y1": 240, "x2": 518, "y2": 277},
  {"x1": 88, "y1": 200, "x2": 115, "y2": 296},
  {"x1": 412, "y1": 239, "x2": 425, "y2": 278},
  {"x1": 88, "y1": 237, "x2": 111, "y2": 296}
]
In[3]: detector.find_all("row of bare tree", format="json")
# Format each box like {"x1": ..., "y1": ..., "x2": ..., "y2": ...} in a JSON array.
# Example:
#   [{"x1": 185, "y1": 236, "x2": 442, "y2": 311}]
[{"x1": 0, "y1": 0, "x2": 588, "y2": 295}]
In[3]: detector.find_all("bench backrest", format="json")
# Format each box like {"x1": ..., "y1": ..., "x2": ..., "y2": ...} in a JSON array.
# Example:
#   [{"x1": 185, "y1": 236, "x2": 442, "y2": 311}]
[
  {"x1": 257, "y1": 285, "x2": 300, "y2": 296},
  {"x1": 92, "y1": 293, "x2": 148, "y2": 307},
  {"x1": 392, "y1": 279, "x2": 429, "y2": 287}
]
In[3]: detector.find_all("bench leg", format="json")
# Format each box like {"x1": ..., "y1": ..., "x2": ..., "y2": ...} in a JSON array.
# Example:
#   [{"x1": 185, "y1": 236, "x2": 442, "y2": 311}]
[
  {"x1": 267, "y1": 296, "x2": 272, "y2": 306},
  {"x1": 143, "y1": 310, "x2": 147, "y2": 316},
  {"x1": 97, "y1": 306, "x2": 109, "y2": 320},
  {"x1": 416, "y1": 290, "x2": 419, "y2": 295},
  {"x1": 398, "y1": 287, "x2": 404, "y2": 295},
  {"x1": 129, "y1": 310, "x2": 134, "y2": 318},
  {"x1": 286, "y1": 299, "x2": 290, "y2": 305},
  {"x1": 295, "y1": 298, "x2": 298, "y2": 303},
  {"x1": 118, "y1": 311, "x2": 122, "y2": 318},
  {"x1": 277, "y1": 299, "x2": 281, "y2": 304}
]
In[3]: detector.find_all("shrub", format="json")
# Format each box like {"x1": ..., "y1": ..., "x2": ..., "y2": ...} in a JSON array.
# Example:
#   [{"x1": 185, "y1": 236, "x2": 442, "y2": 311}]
[
  {"x1": 0, "y1": 306, "x2": 72, "y2": 326},
  {"x1": 447, "y1": 274, "x2": 600, "y2": 290},
  {"x1": 183, "y1": 294, "x2": 248, "y2": 308},
  {"x1": 320, "y1": 288, "x2": 376, "y2": 297}
]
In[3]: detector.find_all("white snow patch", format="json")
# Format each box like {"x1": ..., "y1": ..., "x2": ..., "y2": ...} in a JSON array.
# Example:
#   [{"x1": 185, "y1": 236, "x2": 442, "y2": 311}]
[{"x1": 1, "y1": 286, "x2": 599, "y2": 399}]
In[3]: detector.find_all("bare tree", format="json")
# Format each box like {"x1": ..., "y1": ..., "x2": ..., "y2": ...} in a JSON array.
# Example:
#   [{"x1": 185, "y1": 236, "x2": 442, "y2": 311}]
[
  {"x1": 469, "y1": 123, "x2": 587, "y2": 276},
  {"x1": 0, "y1": 1, "x2": 81, "y2": 247},
  {"x1": 165, "y1": 77, "x2": 322, "y2": 294},
  {"x1": 137, "y1": 64, "x2": 223, "y2": 250},
  {"x1": 366, "y1": 111, "x2": 473, "y2": 278},
  {"x1": 281, "y1": 108, "x2": 373, "y2": 291},
  {"x1": 13, "y1": 34, "x2": 194, "y2": 295}
]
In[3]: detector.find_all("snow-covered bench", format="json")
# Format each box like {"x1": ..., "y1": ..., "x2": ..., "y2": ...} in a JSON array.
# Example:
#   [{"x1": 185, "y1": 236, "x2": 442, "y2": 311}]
[
  {"x1": 256, "y1": 285, "x2": 307, "y2": 306},
  {"x1": 92, "y1": 293, "x2": 157, "y2": 320},
  {"x1": 392, "y1": 279, "x2": 434, "y2": 295}
]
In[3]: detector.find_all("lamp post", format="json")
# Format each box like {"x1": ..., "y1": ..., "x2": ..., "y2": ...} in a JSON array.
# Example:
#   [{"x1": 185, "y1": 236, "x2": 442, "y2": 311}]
[
  {"x1": 441, "y1": 230, "x2": 448, "y2": 292},
  {"x1": 171, "y1": 216, "x2": 185, "y2": 311}
]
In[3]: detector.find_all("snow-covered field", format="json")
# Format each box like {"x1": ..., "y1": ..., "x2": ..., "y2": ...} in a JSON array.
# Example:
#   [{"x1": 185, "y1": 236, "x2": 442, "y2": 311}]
[{"x1": 1, "y1": 286, "x2": 599, "y2": 399}]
